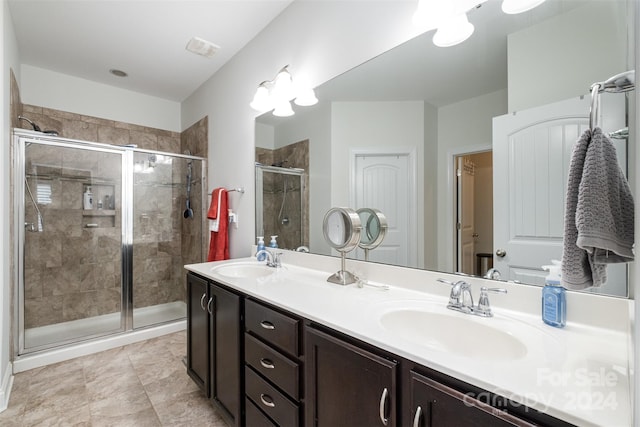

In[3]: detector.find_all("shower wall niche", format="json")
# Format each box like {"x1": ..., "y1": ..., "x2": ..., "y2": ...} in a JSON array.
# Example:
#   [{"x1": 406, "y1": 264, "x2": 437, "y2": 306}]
[{"x1": 16, "y1": 133, "x2": 206, "y2": 354}]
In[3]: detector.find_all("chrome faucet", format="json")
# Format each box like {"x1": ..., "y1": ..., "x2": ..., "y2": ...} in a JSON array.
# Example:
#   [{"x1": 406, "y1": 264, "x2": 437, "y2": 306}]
[
  {"x1": 256, "y1": 249, "x2": 283, "y2": 268},
  {"x1": 437, "y1": 279, "x2": 507, "y2": 317}
]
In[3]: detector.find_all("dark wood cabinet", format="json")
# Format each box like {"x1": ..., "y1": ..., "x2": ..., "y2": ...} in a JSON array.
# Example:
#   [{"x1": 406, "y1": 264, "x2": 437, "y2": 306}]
[
  {"x1": 408, "y1": 370, "x2": 536, "y2": 427},
  {"x1": 186, "y1": 272, "x2": 209, "y2": 395},
  {"x1": 305, "y1": 325, "x2": 398, "y2": 427},
  {"x1": 187, "y1": 271, "x2": 573, "y2": 427},
  {"x1": 244, "y1": 299, "x2": 303, "y2": 426},
  {"x1": 209, "y1": 282, "x2": 241, "y2": 426},
  {"x1": 186, "y1": 273, "x2": 241, "y2": 427}
]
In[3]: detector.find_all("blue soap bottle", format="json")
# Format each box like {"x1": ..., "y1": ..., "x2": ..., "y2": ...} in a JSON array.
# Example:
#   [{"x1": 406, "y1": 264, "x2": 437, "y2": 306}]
[
  {"x1": 269, "y1": 235, "x2": 278, "y2": 249},
  {"x1": 541, "y1": 260, "x2": 566, "y2": 328},
  {"x1": 256, "y1": 236, "x2": 266, "y2": 261}
]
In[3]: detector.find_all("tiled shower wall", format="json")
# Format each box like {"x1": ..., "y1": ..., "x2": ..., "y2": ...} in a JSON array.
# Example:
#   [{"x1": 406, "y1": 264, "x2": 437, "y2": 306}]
[
  {"x1": 255, "y1": 140, "x2": 309, "y2": 250},
  {"x1": 11, "y1": 71, "x2": 209, "y2": 329}
]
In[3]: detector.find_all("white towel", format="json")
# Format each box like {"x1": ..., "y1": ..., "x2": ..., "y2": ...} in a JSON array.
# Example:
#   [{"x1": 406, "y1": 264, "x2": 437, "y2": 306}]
[{"x1": 562, "y1": 128, "x2": 634, "y2": 290}]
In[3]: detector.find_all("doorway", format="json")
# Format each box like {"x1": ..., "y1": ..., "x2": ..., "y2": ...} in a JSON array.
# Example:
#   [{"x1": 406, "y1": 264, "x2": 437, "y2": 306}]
[{"x1": 454, "y1": 151, "x2": 493, "y2": 276}]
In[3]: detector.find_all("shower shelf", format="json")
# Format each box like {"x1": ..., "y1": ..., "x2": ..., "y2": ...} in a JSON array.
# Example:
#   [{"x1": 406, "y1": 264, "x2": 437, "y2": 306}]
[{"x1": 82, "y1": 210, "x2": 116, "y2": 216}]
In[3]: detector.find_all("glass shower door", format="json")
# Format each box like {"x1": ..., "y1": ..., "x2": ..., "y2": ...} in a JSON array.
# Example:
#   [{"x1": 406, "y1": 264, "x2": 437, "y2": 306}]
[
  {"x1": 131, "y1": 152, "x2": 204, "y2": 329},
  {"x1": 20, "y1": 139, "x2": 125, "y2": 352}
]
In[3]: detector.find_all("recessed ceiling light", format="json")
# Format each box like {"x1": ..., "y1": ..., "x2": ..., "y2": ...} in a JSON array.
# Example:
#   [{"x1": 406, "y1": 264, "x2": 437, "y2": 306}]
[
  {"x1": 186, "y1": 36, "x2": 220, "y2": 58},
  {"x1": 109, "y1": 69, "x2": 128, "y2": 77}
]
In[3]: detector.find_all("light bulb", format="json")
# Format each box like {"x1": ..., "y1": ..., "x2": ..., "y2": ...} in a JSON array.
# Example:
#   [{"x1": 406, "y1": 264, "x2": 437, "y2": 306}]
[
  {"x1": 412, "y1": 0, "x2": 452, "y2": 31},
  {"x1": 433, "y1": 13, "x2": 474, "y2": 47},
  {"x1": 294, "y1": 87, "x2": 318, "y2": 107},
  {"x1": 250, "y1": 85, "x2": 273, "y2": 112},
  {"x1": 273, "y1": 100, "x2": 294, "y2": 117},
  {"x1": 272, "y1": 68, "x2": 295, "y2": 101},
  {"x1": 502, "y1": 0, "x2": 546, "y2": 14}
]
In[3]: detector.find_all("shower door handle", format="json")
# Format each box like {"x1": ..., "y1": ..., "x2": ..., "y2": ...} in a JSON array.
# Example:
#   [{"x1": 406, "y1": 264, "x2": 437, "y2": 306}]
[{"x1": 200, "y1": 293, "x2": 207, "y2": 311}]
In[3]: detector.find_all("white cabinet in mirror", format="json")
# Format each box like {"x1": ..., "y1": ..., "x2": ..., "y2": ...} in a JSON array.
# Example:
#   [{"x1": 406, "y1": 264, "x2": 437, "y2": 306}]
[{"x1": 254, "y1": 0, "x2": 635, "y2": 298}]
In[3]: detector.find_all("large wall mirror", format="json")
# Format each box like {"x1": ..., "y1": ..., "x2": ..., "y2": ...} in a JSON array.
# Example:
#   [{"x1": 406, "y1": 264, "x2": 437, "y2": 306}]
[{"x1": 255, "y1": 0, "x2": 636, "y2": 298}]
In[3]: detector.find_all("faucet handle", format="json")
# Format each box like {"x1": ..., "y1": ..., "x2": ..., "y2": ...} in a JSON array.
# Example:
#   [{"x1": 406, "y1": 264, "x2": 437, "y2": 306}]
[{"x1": 475, "y1": 287, "x2": 507, "y2": 317}]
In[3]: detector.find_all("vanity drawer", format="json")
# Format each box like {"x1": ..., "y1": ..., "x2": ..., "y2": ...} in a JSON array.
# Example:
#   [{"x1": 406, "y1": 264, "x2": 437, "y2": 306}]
[
  {"x1": 245, "y1": 299, "x2": 300, "y2": 357},
  {"x1": 246, "y1": 366, "x2": 299, "y2": 427},
  {"x1": 245, "y1": 333, "x2": 300, "y2": 400},
  {"x1": 245, "y1": 397, "x2": 277, "y2": 427}
]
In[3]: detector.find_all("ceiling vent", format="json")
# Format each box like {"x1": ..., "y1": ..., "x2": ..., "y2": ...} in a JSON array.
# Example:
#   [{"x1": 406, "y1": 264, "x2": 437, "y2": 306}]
[{"x1": 185, "y1": 37, "x2": 220, "y2": 58}]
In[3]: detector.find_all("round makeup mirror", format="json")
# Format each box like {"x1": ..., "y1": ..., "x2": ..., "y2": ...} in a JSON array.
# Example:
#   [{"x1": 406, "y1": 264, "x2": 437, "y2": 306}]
[
  {"x1": 357, "y1": 208, "x2": 388, "y2": 261},
  {"x1": 322, "y1": 207, "x2": 362, "y2": 285}
]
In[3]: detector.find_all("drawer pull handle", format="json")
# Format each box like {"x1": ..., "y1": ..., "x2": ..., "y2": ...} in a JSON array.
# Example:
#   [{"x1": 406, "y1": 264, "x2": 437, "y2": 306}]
[
  {"x1": 260, "y1": 320, "x2": 275, "y2": 330},
  {"x1": 260, "y1": 358, "x2": 275, "y2": 369},
  {"x1": 207, "y1": 297, "x2": 214, "y2": 314},
  {"x1": 199, "y1": 293, "x2": 207, "y2": 311},
  {"x1": 260, "y1": 393, "x2": 276, "y2": 408},
  {"x1": 412, "y1": 406, "x2": 422, "y2": 427},
  {"x1": 379, "y1": 387, "x2": 389, "y2": 426}
]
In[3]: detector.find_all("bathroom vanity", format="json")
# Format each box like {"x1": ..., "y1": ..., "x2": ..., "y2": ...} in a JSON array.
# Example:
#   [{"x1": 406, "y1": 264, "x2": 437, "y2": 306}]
[{"x1": 185, "y1": 252, "x2": 632, "y2": 427}]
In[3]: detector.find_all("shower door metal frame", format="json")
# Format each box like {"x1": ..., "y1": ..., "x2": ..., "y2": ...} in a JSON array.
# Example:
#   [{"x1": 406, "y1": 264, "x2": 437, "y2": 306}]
[
  {"x1": 13, "y1": 130, "x2": 208, "y2": 356},
  {"x1": 14, "y1": 134, "x2": 128, "y2": 355},
  {"x1": 255, "y1": 164, "x2": 305, "y2": 246}
]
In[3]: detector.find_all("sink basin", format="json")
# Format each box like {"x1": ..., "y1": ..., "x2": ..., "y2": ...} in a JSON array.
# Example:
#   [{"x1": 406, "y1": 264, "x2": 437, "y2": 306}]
[
  {"x1": 212, "y1": 262, "x2": 275, "y2": 280},
  {"x1": 379, "y1": 309, "x2": 528, "y2": 361}
]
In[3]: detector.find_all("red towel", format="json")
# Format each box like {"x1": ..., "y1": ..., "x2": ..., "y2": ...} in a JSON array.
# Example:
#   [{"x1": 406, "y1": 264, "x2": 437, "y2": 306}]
[{"x1": 207, "y1": 188, "x2": 229, "y2": 261}]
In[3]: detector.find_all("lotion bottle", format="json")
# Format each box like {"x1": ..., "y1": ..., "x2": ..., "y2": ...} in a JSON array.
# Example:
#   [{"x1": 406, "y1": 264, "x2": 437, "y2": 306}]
[
  {"x1": 256, "y1": 236, "x2": 266, "y2": 261},
  {"x1": 83, "y1": 186, "x2": 93, "y2": 210},
  {"x1": 541, "y1": 260, "x2": 566, "y2": 328}
]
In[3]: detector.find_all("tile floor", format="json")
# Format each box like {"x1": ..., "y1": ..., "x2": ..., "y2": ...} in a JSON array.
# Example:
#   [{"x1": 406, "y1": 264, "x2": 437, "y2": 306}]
[{"x1": 0, "y1": 331, "x2": 227, "y2": 426}]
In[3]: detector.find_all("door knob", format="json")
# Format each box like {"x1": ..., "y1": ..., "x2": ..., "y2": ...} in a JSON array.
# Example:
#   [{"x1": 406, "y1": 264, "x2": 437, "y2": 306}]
[{"x1": 495, "y1": 249, "x2": 506, "y2": 257}]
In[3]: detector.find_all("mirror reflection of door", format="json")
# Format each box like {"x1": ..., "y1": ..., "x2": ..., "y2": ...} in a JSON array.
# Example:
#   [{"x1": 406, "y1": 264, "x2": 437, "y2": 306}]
[
  {"x1": 353, "y1": 152, "x2": 416, "y2": 267},
  {"x1": 454, "y1": 152, "x2": 493, "y2": 276},
  {"x1": 492, "y1": 95, "x2": 627, "y2": 295}
]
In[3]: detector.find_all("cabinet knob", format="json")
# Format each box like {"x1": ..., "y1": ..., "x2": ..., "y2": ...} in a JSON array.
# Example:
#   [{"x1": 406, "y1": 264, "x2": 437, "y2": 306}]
[
  {"x1": 260, "y1": 358, "x2": 275, "y2": 369},
  {"x1": 379, "y1": 387, "x2": 389, "y2": 426},
  {"x1": 260, "y1": 393, "x2": 276, "y2": 408},
  {"x1": 260, "y1": 320, "x2": 276, "y2": 330}
]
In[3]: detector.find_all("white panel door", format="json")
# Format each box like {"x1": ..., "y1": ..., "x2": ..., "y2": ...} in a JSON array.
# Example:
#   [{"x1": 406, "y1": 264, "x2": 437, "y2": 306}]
[
  {"x1": 457, "y1": 157, "x2": 475, "y2": 275},
  {"x1": 493, "y1": 95, "x2": 627, "y2": 290},
  {"x1": 354, "y1": 154, "x2": 414, "y2": 267}
]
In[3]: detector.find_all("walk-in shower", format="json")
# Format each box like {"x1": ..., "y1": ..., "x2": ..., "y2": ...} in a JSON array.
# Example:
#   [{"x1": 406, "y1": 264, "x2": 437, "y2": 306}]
[
  {"x1": 14, "y1": 130, "x2": 206, "y2": 355},
  {"x1": 255, "y1": 164, "x2": 307, "y2": 250}
]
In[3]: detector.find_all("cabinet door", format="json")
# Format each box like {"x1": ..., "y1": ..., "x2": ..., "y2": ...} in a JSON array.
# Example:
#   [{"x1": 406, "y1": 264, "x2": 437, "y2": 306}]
[
  {"x1": 409, "y1": 370, "x2": 535, "y2": 427},
  {"x1": 186, "y1": 273, "x2": 210, "y2": 397},
  {"x1": 305, "y1": 326, "x2": 397, "y2": 427},
  {"x1": 209, "y1": 282, "x2": 242, "y2": 426}
]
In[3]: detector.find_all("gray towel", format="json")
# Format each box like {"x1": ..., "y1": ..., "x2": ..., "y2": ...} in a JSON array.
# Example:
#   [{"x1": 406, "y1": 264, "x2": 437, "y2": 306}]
[{"x1": 562, "y1": 128, "x2": 634, "y2": 290}]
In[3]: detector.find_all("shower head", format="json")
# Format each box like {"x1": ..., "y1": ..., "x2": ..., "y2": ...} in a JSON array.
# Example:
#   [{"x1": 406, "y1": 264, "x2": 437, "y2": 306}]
[
  {"x1": 18, "y1": 115, "x2": 59, "y2": 136},
  {"x1": 18, "y1": 115, "x2": 41, "y2": 132}
]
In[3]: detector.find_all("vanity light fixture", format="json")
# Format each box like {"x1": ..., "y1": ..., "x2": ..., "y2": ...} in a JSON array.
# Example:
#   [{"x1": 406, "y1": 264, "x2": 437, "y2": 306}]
[
  {"x1": 413, "y1": 0, "x2": 546, "y2": 47},
  {"x1": 502, "y1": 0, "x2": 546, "y2": 15},
  {"x1": 250, "y1": 65, "x2": 318, "y2": 116},
  {"x1": 432, "y1": 12, "x2": 474, "y2": 47}
]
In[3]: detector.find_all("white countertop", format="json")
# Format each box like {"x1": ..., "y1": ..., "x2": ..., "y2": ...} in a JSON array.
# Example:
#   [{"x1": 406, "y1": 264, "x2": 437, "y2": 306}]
[{"x1": 185, "y1": 254, "x2": 633, "y2": 427}]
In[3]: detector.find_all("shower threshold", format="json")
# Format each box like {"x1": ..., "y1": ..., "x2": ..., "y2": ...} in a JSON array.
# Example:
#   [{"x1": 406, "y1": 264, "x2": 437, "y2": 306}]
[{"x1": 23, "y1": 301, "x2": 186, "y2": 352}]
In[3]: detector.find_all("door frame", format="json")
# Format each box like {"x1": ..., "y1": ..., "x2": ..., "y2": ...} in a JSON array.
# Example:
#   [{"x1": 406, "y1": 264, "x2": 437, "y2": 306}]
[
  {"x1": 349, "y1": 147, "x2": 421, "y2": 268},
  {"x1": 446, "y1": 144, "x2": 492, "y2": 274}
]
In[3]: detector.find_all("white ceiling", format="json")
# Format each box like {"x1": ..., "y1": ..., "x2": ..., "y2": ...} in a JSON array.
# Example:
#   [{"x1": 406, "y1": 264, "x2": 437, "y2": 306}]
[{"x1": 8, "y1": 0, "x2": 294, "y2": 102}]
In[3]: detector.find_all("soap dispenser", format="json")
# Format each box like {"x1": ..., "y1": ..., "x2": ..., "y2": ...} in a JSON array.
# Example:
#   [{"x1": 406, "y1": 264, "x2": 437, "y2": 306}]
[
  {"x1": 269, "y1": 235, "x2": 278, "y2": 249},
  {"x1": 83, "y1": 186, "x2": 93, "y2": 210},
  {"x1": 541, "y1": 260, "x2": 566, "y2": 328},
  {"x1": 256, "y1": 236, "x2": 266, "y2": 261}
]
